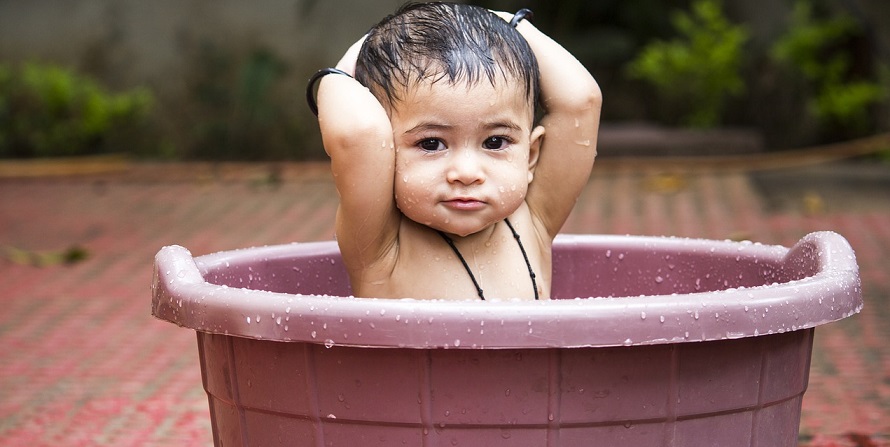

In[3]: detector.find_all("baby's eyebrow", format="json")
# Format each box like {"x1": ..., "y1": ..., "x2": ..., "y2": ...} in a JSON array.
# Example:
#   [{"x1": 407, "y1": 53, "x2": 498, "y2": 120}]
[
  {"x1": 404, "y1": 122, "x2": 452, "y2": 135},
  {"x1": 482, "y1": 121, "x2": 523, "y2": 132},
  {"x1": 403, "y1": 120, "x2": 523, "y2": 135}
]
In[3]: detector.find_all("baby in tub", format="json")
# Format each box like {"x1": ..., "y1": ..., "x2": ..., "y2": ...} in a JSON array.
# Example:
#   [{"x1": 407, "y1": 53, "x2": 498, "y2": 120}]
[{"x1": 308, "y1": 2, "x2": 600, "y2": 301}]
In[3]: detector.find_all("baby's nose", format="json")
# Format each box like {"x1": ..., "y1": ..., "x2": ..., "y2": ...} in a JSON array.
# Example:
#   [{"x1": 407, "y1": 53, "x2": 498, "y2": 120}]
[{"x1": 446, "y1": 148, "x2": 484, "y2": 185}]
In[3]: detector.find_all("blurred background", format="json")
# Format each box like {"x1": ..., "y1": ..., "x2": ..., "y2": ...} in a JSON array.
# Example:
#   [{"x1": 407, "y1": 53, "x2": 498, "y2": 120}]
[
  {"x1": 1, "y1": 0, "x2": 888, "y2": 162},
  {"x1": 2, "y1": 3, "x2": 889, "y2": 445}
]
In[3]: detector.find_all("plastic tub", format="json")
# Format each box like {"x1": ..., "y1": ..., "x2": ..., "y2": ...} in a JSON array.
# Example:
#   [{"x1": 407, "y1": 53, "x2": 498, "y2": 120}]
[{"x1": 152, "y1": 232, "x2": 861, "y2": 447}]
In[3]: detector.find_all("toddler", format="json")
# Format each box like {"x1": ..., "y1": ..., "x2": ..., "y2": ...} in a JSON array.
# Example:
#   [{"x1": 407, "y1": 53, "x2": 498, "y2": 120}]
[{"x1": 309, "y1": 2, "x2": 601, "y2": 301}]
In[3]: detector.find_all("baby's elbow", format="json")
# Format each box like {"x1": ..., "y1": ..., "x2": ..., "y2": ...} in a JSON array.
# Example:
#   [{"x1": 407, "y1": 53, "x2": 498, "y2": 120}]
[
  {"x1": 547, "y1": 78, "x2": 602, "y2": 116},
  {"x1": 324, "y1": 114, "x2": 391, "y2": 154},
  {"x1": 573, "y1": 79, "x2": 603, "y2": 114}
]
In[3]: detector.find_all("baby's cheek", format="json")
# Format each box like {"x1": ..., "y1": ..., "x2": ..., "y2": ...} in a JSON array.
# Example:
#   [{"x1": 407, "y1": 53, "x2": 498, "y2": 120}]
[
  {"x1": 498, "y1": 182, "x2": 528, "y2": 204},
  {"x1": 394, "y1": 178, "x2": 426, "y2": 211}
]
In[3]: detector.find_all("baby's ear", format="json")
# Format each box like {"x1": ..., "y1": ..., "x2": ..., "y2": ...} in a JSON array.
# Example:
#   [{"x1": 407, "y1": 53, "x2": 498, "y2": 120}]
[{"x1": 527, "y1": 125, "x2": 545, "y2": 183}]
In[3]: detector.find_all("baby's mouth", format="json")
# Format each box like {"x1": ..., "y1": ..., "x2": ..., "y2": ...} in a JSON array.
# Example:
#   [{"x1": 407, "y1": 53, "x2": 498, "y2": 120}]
[{"x1": 443, "y1": 198, "x2": 486, "y2": 211}]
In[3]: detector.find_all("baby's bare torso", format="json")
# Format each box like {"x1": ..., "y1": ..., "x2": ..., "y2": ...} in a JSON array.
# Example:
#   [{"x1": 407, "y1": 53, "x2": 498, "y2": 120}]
[{"x1": 348, "y1": 217, "x2": 551, "y2": 301}]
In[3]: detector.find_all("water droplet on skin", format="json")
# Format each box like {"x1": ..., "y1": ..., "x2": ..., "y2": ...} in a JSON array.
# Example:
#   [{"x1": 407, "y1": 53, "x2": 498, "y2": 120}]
[
  {"x1": 640, "y1": 312, "x2": 647, "y2": 320},
  {"x1": 246, "y1": 316, "x2": 251, "y2": 324},
  {"x1": 324, "y1": 339, "x2": 335, "y2": 348},
  {"x1": 655, "y1": 276, "x2": 664, "y2": 284},
  {"x1": 605, "y1": 250, "x2": 612, "y2": 258}
]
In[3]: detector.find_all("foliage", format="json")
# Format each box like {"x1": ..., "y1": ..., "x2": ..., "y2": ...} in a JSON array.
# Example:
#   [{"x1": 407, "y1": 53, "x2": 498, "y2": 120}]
[
  {"x1": 626, "y1": 0, "x2": 748, "y2": 128},
  {"x1": 770, "y1": 0, "x2": 885, "y2": 131},
  {"x1": 0, "y1": 62, "x2": 153, "y2": 158},
  {"x1": 187, "y1": 45, "x2": 312, "y2": 160}
]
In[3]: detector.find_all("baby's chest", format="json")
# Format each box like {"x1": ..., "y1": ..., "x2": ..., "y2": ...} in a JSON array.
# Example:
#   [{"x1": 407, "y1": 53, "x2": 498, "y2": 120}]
[{"x1": 391, "y1": 245, "x2": 541, "y2": 300}]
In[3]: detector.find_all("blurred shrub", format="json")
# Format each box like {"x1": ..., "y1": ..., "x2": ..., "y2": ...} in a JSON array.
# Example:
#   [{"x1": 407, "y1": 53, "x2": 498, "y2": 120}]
[
  {"x1": 770, "y1": 0, "x2": 885, "y2": 132},
  {"x1": 625, "y1": 0, "x2": 748, "y2": 128},
  {"x1": 185, "y1": 45, "x2": 313, "y2": 160},
  {"x1": 0, "y1": 62, "x2": 153, "y2": 158}
]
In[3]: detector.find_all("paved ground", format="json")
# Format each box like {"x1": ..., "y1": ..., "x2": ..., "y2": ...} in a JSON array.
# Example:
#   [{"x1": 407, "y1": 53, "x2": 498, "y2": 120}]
[{"x1": 0, "y1": 158, "x2": 888, "y2": 446}]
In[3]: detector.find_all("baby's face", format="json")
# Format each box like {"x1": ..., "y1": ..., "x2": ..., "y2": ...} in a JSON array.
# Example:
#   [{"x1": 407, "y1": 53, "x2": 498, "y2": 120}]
[{"x1": 388, "y1": 78, "x2": 541, "y2": 237}]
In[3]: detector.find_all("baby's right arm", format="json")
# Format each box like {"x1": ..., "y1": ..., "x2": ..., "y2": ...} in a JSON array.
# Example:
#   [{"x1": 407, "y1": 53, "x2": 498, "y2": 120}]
[{"x1": 315, "y1": 38, "x2": 400, "y2": 270}]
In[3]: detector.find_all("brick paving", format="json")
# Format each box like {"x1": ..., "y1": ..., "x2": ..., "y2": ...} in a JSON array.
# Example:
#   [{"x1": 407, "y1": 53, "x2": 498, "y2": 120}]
[{"x1": 0, "y1": 160, "x2": 888, "y2": 446}]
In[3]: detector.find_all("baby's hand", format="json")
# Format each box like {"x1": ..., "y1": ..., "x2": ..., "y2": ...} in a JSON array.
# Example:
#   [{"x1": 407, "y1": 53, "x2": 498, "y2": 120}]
[{"x1": 336, "y1": 35, "x2": 367, "y2": 76}]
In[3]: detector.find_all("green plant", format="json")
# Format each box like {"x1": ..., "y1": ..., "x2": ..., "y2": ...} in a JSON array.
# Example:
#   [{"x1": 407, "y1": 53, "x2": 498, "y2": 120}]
[
  {"x1": 770, "y1": 0, "x2": 885, "y2": 131},
  {"x1": 626, "y1": 0, "x2": 749, "y2": 128},
  {"x1": 188, "y1": 45, "x2": 312, "y2": 160},
  {"x1": 0, "y1": 62, "x2": 153, "y2": 158}
]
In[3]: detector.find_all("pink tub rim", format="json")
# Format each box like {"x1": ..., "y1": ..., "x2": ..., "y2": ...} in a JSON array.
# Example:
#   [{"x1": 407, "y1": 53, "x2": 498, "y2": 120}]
[{"x1": 151, "y1": 231, "x2": 861, "y2": 349}]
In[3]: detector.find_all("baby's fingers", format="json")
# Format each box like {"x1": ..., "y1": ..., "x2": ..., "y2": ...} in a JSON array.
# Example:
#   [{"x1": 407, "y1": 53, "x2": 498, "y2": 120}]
[{"x1": 336, "y1": 34, "x2": 367, "y2": 76}]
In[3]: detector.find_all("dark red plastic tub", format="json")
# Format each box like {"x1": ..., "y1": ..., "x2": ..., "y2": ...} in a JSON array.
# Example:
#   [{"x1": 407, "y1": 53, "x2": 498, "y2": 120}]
[{"x1": 152, "y1": 232, "x2": 861, "y2": 447}]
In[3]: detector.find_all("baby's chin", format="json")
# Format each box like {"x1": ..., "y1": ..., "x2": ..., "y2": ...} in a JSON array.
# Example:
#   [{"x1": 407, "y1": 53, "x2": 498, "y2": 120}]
[
  {"x1": 437, "y1": 225, "x2": 487, "y2": 238},
  {"x1": 400, "y1": 211, "x2": 496, "y2": 238},
  {"x1": 396, "y1": 197, "x2": 524, "y2": 238}
]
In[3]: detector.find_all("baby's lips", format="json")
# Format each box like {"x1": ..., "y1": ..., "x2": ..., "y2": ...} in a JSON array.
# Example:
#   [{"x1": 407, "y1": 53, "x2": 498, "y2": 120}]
[{"x1": 443, "y1": 198, "x2": 486, "y2": 211}]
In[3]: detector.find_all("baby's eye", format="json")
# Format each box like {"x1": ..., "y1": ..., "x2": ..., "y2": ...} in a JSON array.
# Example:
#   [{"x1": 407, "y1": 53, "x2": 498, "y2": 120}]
[
  {"x1": 482, "y1": 136, "x2": 509, "y2": 150},
  {"x1": 418, "y1": 138, "x2": 446, "y2": 152}
]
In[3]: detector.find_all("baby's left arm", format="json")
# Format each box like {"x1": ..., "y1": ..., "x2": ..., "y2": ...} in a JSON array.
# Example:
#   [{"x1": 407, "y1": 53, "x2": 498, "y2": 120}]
[{"x1": 505, "y1": 14, "x2": 602, "y2": 240}]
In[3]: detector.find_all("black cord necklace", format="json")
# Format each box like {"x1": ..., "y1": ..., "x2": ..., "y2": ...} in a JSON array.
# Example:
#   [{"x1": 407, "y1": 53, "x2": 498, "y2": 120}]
[{"x1": 436, "y1": 218, "x2": 539, "y2": 301}]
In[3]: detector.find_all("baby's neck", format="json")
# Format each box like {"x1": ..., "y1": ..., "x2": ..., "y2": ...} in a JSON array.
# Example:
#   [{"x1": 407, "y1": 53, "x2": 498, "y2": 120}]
[
  {"x1": 434, "y1": 220, "x2": 501, "y2": 246},
  {"x1": 433, "y1": 217, "x2": 538, "y2": 301}
]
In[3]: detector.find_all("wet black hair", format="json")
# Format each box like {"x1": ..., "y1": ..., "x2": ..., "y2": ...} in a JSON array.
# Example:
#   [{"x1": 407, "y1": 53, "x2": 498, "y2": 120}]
[{"x1": 355, "y1": 2, "x2": 540, "y2": 114}]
